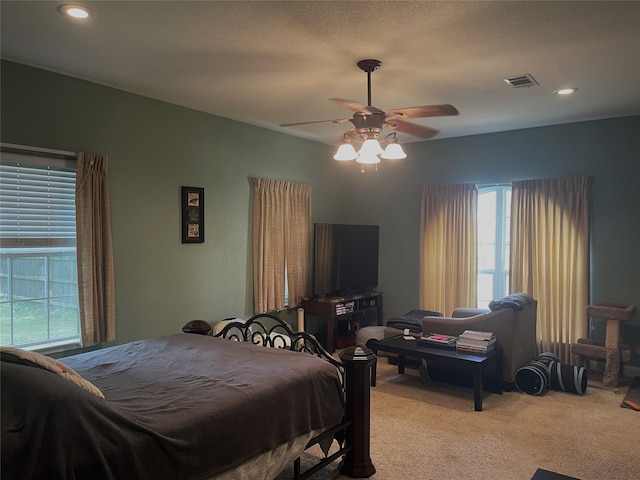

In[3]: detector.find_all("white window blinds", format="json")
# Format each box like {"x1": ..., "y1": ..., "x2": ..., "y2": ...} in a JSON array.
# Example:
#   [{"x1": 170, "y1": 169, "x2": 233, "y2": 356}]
[{"x1": 0, "y1": 150, "x2": 77, "y2": 248}]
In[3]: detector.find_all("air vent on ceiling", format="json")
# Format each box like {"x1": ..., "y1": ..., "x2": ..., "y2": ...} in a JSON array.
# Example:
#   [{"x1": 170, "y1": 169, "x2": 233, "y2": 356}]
[{"x1": 503, "y1": 74, "x2": 539, "y2": 88}]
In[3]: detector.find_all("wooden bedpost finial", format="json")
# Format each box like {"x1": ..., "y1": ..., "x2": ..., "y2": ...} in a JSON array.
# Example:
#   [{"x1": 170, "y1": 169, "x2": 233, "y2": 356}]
[
  {"x1": 339, "y1": 345, "x2": 377, "y2": 363},
  {"x1": 339, "y1": 345, "x2": 376, "y2": 478}
]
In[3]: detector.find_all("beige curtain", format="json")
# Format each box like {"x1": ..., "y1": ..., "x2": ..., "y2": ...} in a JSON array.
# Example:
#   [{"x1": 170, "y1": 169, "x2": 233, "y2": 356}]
[
  {"x1": 252, "y1": 178, "x2": 312, "y2": 314},
  {"x1": 420, "y1": 183, "x2": 478, "y2": 315},
  {"x1": 510, "y1": 176, "x2": 591, "y2": 362},
  {"x1": 75, "y1": 153, "x2": 116, "y2": 346}
]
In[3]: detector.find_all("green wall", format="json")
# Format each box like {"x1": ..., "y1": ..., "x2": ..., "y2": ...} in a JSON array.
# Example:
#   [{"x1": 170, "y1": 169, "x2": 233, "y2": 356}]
[
  {"x1": 1, "y1": 60, "x2": 349, "y2": 342},
  {"x1": 2, "y1": 60, "x2": 639, "y2": 362}
]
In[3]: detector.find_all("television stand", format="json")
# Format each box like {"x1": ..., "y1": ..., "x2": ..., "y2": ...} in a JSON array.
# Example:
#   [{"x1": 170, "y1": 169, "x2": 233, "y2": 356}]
[{"x1": 301, "y1": 292, "x2": 383, "y2": 354}]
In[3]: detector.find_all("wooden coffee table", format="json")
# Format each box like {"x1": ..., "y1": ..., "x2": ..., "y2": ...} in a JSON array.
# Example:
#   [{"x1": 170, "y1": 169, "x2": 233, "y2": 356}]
[{"x1": 370, "y1": 335, "x2": 503, "y2": 411}]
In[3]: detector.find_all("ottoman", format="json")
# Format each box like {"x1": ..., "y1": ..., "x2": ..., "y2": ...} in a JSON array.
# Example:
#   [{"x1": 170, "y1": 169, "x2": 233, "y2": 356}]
[
  {"x1": 355, "y1": 326, "x2": 392, "y2": 359},
  {"x1": 356, "y1": 325, "x2": 387, "y2": 349}
]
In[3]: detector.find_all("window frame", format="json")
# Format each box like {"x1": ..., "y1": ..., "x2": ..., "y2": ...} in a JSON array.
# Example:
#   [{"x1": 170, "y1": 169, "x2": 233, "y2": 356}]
[
  {"x1": 0, "y1": 144, "x2": 81, "y2": 352},
  {"x1": 477, "y1": 184, "x2": 511, "y2": 309}
]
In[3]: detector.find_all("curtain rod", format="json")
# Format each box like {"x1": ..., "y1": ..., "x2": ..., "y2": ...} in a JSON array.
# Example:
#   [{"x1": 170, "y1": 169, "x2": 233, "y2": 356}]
[{"x1": 477, "y1": 182, "x2": 511, "y2": 188}]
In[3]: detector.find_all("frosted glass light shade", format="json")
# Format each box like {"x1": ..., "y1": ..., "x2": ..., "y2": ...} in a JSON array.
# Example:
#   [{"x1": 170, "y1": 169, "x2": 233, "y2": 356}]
[
  {"x1": 333, "y1": 143, "x2": 358, "y2": 161},
  {"x1": 381, "y1": 143, "x2": 407, "y2": 160},
  {"x1": 358, "y1": 138, "x2": 384, "y2": 156},
  {"x1": 356, "y1": 152, "x2": 381, "y2": 164}
]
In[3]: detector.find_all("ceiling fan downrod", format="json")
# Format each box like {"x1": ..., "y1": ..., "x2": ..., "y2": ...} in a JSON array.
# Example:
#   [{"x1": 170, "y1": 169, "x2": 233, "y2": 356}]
[{"x1": 356, "y1": 59, "x2": 381, "y2": 107}]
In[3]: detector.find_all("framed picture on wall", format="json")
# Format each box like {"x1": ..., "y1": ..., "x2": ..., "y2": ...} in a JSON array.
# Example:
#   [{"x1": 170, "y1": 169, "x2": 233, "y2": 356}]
[{"x1": 181, "y1": 186, "x2": 204, "y2": 243}]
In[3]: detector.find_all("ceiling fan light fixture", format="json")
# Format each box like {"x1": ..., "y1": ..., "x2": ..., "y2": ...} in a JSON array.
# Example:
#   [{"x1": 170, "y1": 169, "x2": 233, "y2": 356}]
[
  {"x1": 358, "y1": 138, "x2": 384, "y2": 157},
  {"x1": 380, "y1": 133, "x2": 406, "y2": 160},
  {"x1": 333, "y1": 143, "x2": 358, "y2": 161},
  {"x1": 355, "y1": 152, "x2": 381, "y2": 165},
  {"x1": 381, "y1": 142, "x2": 407, "y2": 160},
  {"x1": 283, "y1": 59, "x2": 458, "y2": 172}
]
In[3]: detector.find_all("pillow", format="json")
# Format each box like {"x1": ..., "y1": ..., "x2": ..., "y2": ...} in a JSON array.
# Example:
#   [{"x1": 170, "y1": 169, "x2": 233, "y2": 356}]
[{"x1": 0, "y1": 346, "x2": 105, "y2": 399}]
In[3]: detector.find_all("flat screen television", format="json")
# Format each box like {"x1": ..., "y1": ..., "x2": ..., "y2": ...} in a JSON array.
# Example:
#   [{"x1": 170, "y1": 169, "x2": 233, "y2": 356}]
[{"x1": 313, "y1": 223, "x2": 379, "y2": 297}]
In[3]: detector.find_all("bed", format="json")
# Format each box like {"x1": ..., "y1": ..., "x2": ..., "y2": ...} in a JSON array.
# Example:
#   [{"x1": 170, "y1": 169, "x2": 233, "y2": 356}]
[{"x1": 1, "y1": 314, "x2": 375, "y2": 479}]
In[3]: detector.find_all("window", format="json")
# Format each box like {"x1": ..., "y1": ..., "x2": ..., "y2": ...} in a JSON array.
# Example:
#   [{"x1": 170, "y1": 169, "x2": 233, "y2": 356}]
[
  {"x1": 0, "y1": 148, "x2": 80, "y2": 350},
  {"x1": 477, "y1": 185, "x2": 511, "y2": 309}
]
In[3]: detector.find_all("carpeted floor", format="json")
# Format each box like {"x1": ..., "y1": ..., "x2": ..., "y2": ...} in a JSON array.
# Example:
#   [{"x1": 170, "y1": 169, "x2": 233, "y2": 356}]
[
  {"x1": 531, "y1": 468, "x2": 580, "y2": 480},
  {"x1": 276, "y1": 360, "x2": 639, "y2": 480}
]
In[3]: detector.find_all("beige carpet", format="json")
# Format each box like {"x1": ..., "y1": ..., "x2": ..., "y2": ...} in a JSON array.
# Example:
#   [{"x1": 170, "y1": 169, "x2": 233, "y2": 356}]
[{"x1": 277, "y1": 360, "x2": 639, "y2": 480}]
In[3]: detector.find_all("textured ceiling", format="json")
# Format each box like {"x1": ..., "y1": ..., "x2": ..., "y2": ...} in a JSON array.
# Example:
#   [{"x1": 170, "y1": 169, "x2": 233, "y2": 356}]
[{"x1": 1, "y1": 1, "x2": 639, "y2": 145}]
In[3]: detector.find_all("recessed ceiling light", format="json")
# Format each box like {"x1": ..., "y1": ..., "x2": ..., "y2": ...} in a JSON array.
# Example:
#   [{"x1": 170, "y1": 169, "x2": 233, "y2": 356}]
[
  {"x1": 58, "y1": 4, "x2": 91, "y2": 19},
  {"x1": 554, "y1": 88, "x2": 579, "y2": 96}
]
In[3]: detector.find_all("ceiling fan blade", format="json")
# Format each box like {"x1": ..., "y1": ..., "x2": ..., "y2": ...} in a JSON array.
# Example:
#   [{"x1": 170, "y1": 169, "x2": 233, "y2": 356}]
[
  {"x1": 387, "y1": 104, "x2": 459, "y2": 119},
  {"x1": 330, "y1": 98, "x2": 371, "y2": 114},
  {"x1": 386, "y1": 119, "x2": 440, "y2": 139},
  {"x1": 280, "y1": 118, "x2": 350, "y2": 127}
]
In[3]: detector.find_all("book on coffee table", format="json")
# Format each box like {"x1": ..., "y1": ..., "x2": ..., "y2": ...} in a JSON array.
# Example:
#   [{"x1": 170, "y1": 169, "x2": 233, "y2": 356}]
[
  {"x1": 456, "y1": 330, "x2": 496, "y2": 353},
  {"x1": 418, "y1": 333, "x2": 457, "y2": 348}
]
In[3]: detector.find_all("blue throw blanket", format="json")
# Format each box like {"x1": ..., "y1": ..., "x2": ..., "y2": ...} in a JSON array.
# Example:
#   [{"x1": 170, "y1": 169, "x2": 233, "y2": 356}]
[
  {"x1": 386, "y1": 309, "x2": 443, "y2": 333},
  {"x1": 489, "y1": 293, "x2": 534, "y2": 312}
]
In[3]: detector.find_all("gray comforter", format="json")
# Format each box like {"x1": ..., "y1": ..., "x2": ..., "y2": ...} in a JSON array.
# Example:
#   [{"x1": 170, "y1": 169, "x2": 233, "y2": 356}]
[{"x1": 1, "y1": 334, "x2": 345, "y2": 480}]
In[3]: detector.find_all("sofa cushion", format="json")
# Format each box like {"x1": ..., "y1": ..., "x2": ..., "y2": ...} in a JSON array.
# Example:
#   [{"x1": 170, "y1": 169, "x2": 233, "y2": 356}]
[{"x1": 452, "y1": 308, "x2": 489, "y2": 318}]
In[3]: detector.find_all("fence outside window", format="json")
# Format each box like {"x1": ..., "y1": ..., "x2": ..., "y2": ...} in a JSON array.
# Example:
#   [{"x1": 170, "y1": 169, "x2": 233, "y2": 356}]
[{"x1": 0, "y1": 248, "x2": 80, "y2": 348}]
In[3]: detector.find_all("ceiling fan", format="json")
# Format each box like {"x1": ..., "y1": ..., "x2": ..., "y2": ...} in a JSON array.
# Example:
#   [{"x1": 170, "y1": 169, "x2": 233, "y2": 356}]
[{"x1": 280, "y1": 59, "x2": 459, "y2": 160}]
